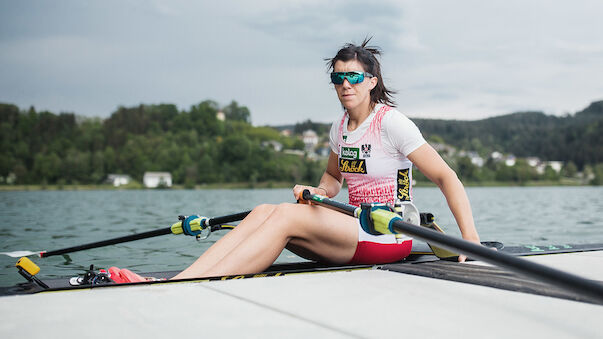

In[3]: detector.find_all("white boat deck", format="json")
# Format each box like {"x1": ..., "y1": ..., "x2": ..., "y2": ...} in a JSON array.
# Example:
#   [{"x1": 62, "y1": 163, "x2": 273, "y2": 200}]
[{"x1": 1, "y1": 251, "x2": 602, "y2": 338}]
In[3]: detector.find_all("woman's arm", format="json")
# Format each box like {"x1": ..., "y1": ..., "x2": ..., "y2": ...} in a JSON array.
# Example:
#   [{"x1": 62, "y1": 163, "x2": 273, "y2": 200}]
[
  {"x1": 293, "y1": 151, "x2": 343, "y2": 199},
  {"x1": 407, "y1": 143, "x2": 480, "y2": 261}
]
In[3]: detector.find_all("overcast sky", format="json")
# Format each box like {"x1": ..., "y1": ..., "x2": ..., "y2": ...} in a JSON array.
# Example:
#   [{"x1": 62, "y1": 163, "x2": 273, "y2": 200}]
[{"x1": 1, "y1": 0, "x2": 602, "y2": 125}]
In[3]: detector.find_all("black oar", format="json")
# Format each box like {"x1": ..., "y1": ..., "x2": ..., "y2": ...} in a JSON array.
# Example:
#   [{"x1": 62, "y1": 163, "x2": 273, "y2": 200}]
[
  {"x1": 8, "y1": 211, "x2": 251, "y2": 258},
  {"x1": 302, "y1": 190, "x2": 603, "y2": 304}
]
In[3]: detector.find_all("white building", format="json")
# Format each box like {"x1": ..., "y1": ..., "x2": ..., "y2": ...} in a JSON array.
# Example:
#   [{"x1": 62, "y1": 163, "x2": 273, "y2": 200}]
[
  {"x1": 547, "y1": 161, "x2": 563, "y2": 173},
  {"x1": 490, "y1": 151, "x2": 503, "y2": 161},
  {"x1": 504, "y1": 155, "x2": 516, "y2": 167},
  {"x1": 462, "y1": 151, "x2": 484, "y2": 167},
  {"x1": 261, "y1": 140, "x2": 283, "y2": 152},
  {"x1": 143, "y1": 172, "x2": 172, "y2": 188},
  {"x1": 106, "y1": 174, "x2": 131, "y2": 187},
  {"x1": 526, "y1": 157, "x2": 540, "y2": 167},
  {"x1": 302, "y1": 130, "x2": 319, "y2": 151}
]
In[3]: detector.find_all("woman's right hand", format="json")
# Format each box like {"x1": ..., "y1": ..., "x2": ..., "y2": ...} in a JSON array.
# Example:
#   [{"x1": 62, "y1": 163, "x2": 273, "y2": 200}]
[{"x1": 293, "y1": 185, "x2": 327, "y2": 203}]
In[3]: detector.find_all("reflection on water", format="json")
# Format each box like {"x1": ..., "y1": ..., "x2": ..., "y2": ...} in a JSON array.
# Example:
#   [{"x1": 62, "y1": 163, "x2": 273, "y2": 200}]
[{"x1": 1, "y1": 186, "x2": 602, "y2": 285}]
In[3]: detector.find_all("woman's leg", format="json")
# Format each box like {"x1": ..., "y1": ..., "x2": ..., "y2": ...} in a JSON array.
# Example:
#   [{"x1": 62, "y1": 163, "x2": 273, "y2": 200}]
[
  {"x1": 172, "y1": 204, "x2": 276, "y2": 280},
  {"x1": 188, "y1": 203, "x2": 358, "y2": 279}
]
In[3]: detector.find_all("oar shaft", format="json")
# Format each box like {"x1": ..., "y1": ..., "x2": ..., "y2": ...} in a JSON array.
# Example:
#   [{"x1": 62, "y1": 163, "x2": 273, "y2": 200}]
[
  {"x1": 388, "y1": 218, "x2": 603, "y2": 304},
  {"x1": 209, "y1": 210, "x2": 251, "y2": 225},
  {"x1": 40, "y1": 210, "x2": 252, "y2": 258},
  {"x1": 40, "y1": 228, "x2": 172, "y2": 257}
]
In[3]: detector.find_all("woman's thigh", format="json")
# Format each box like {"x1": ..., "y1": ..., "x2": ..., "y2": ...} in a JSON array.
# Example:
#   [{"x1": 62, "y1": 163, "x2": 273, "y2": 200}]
[{"x1": 277, "y1": 203, "x2": 359, "y2": 264}]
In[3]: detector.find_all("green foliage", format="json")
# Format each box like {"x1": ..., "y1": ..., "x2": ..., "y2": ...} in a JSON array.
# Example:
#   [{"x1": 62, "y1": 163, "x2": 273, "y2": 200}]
[
  {"x1": 223, "y1": 100, "x2": 251, "y2": 123},
  {"x1": 591, "y1": 164, "x2": 603, "y2": 185},
  {"x1": 1, "y1": 101, "x2": 323, "y2": 186},
  {"x1": 293, "y1": 119, "x2": 331, "y2": 135},
  {"x1": 3, "y1": 99, "x2": 601, "y2": 187},
  {"x1": 414, "y1": 100, "x2": 603, "y2": 169}
]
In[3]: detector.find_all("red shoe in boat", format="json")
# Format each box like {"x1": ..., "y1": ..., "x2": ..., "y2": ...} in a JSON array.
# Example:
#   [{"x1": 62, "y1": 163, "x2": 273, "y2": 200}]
[{"x1": 108, "y1": 267, "x2": 151, "y2": 283}]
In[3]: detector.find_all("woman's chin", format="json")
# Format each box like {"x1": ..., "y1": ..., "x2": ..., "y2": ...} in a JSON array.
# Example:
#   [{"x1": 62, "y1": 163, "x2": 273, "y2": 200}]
[{"x1": 341, "y1": 100, "x2": 358, "y2": 111}]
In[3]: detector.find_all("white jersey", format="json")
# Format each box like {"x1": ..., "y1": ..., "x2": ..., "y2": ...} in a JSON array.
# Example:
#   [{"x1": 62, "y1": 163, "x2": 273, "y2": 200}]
[{"x1": 329, "y1": 104, "x2": 426, "y2": 206}]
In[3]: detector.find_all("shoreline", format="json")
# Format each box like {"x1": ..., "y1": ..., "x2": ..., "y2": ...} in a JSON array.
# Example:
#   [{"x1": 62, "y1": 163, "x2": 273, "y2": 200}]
[{"x1": 0, "y1": 180, "x2": 596, "y2": 192}]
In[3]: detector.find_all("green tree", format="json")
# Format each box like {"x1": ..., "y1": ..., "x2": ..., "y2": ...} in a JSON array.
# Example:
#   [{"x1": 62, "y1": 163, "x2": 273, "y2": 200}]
[
  {"x1": 223, "y1": 100, "x2": 251, "y2": 123},
  {"x1": 562, "y1": 161, "x2": 578, "y2": 178},
  {"x1": 456, "y1": 156, "x2": 479, "y2": 182}
]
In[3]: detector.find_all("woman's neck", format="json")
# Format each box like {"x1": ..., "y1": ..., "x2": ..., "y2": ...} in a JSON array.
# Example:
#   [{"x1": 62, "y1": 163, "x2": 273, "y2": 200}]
[{"x1": 347, "y1": 103, "x2": 375, "y2": 131}]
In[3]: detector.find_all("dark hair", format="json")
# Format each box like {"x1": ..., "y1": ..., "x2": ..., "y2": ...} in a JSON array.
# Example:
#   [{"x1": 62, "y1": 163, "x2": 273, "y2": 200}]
[{"x1": 326, "y1": 37, "x2": 396, "y2": 107}]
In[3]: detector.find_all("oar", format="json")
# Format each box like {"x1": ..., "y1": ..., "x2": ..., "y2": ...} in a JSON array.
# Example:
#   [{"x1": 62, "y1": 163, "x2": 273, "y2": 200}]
[
  {"x1": 301, "y1": 190, "x2": 603, "y2": 304},
  {"x1": 2, "y1": 211, "x2": 250, "y2": 258}
]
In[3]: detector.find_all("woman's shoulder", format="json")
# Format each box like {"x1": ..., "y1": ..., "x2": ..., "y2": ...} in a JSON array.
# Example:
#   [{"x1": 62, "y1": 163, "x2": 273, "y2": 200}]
[{"x1": 380, "y1": 105, "x2": 414, "y2": 126}]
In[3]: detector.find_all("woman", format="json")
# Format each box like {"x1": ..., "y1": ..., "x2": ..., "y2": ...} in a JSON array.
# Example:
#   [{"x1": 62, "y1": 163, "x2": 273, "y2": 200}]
[{"x1": 165, "y1": 39, "x2": 481, "y2": 280}]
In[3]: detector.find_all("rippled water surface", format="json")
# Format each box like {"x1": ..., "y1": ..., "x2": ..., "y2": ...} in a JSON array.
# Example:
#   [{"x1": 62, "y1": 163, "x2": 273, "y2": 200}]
[{"x1": 1, "y1": 187, "x2": 602, "y2": 286}]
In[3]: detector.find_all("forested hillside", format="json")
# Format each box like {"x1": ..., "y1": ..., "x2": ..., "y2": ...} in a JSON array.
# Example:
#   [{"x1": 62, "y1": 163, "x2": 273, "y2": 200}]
[
  {"x1": 414, "y1": 101, "x2": 603, "y2": 168},
  {"x1": 1, "y1": 99, "x2": 602, "y2": 186},
  {"x1": 0, "y1": 101, "x2": 319, "y2": 186}
]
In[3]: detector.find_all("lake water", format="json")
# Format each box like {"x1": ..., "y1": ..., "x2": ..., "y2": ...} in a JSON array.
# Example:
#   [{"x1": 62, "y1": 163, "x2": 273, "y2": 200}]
[{"x1": 1, "y1": 186, "x2": 602, "y2": 286}]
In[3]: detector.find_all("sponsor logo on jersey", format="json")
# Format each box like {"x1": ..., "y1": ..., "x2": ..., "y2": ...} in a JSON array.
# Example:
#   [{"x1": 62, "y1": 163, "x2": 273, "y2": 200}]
[
  {"x1": 340, "y1": 146, "x2": 360, "y2": 160},
  {"x1": 339, "y1": 158, "x2": 367, "y2": 174},
  {"x1": 361, "y1": 144, "x2": 371, "y2": 158},
  {"x1": 397, "y1": 168, "x2": 411, "y2": 201}
]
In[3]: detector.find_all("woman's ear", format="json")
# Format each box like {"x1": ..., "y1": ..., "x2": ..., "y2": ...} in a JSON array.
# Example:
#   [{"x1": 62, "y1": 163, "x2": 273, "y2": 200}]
[{"x1": 369, "y1": 76, "x2": 378, "y2": 90}]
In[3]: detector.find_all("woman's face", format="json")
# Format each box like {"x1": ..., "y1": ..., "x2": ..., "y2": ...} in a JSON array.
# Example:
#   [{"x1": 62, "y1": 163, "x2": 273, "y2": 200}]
[{"x1": 333, "y1": 59, "x2": 378, "y2": 113}]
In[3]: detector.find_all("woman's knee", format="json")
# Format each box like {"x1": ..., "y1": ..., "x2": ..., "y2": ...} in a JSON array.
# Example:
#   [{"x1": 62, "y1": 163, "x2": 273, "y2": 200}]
[
  {"x1": 266, "y1": 203, "x2": 311, "y2": 233},
  {"x1": 251, "y1": 203, "x2": 276, "y2": 216}
]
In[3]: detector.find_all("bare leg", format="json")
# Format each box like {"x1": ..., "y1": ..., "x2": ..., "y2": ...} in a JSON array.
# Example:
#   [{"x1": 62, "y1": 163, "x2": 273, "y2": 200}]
[
  {"x1": 172, "y1": 204, "x2": 276, "y2": 280},
  {"x1": 180, "y1": 203, "x2": 358, "y2": 279}
]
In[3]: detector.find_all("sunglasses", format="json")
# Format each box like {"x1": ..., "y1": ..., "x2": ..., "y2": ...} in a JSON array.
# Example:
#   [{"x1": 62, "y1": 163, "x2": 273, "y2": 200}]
[{"x1": 330, "y1": 71, "x2": 373, "y2": 85}]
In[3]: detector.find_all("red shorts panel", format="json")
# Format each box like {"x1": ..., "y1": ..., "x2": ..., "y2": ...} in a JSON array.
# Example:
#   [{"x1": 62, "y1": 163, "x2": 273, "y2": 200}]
[{"x1": 347, "y1": 239, "x2": 412, "y2": 265}]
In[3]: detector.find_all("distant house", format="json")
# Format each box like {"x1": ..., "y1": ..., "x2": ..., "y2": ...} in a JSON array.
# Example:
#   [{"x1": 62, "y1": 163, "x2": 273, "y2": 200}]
[
  {"x1": 106, "y1": 174, "x2": 131, "y2": 187},
  {"x1": 526, "y1": 157, "x2": 540, "y2": 167},
  {"x1": 490, "y1": 151, "x2": 503, "y2": 161},
  {"x1": 143, "y1": 172, "x2": 172, "y2": 188},
  {"x1": 302, "y1": 130, "x2": 319, "y2": 151},
  {"x1": 216, "y1": 111, "x2": 225, "y2": 121},
  {"x1": 261, "y1": 140, "x2": 283, "y2": 152},
  {"x1": 547, "y1": 161, "x2": 563, "y2": 173},
  {"x1": 504, "y1": 155, "x2": 516, "y2": 167},
  {"x1": 459, "y1": 150, "x2": 484, "y2": 167}
]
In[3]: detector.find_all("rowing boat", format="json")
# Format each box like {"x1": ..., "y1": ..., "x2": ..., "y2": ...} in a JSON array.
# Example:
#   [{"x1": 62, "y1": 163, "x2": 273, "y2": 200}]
[
  {"x1": 1, "y1": 242, "x2": 601, "y2": 300},
  {"x1": 1, "y1": 242, "x2": 602, "y2": 338}
]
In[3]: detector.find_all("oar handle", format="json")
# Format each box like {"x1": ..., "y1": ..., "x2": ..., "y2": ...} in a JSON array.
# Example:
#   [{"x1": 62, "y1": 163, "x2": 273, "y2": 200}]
[{"x1": 302, "y1": 189, "x2": 358, "y2": 216}]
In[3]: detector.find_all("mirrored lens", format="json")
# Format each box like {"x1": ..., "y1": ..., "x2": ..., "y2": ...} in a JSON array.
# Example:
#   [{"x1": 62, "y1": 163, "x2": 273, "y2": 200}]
[
  {"x1": 330, "y1": 72, "x2": 345, "y2": 84},
  {"x1": 346, "y1": 72, "x2": 363, "y2": 84},
  {"x1": 330, "y1": 72, "x2": 365, "y2": 85}
]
